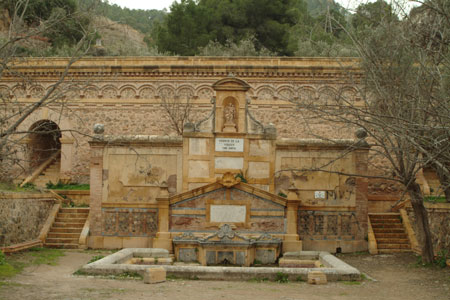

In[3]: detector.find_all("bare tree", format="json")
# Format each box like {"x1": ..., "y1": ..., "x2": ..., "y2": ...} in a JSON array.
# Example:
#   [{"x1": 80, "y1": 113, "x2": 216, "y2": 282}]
[
  {"x1": 0, "y1": 0, "x2": 95, "y2": 182},
  {"x1": 158, "y1": 85, "x2": 196, "y2": 136},
  {"x1": 285, "y1": 0, "x2": 449, "y2": 263}
]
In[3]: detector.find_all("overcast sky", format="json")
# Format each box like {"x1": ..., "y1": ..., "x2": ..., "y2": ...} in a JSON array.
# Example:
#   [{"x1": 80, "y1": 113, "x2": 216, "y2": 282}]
[{"x1": 107, "y1": 0, "x2": 374, "y2": 12}]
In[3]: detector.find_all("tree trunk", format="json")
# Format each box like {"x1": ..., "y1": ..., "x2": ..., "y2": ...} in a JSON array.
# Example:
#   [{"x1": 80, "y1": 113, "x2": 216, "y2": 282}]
[{"x1": 407, "y1": 182, "x2": 434, "y2": 263}]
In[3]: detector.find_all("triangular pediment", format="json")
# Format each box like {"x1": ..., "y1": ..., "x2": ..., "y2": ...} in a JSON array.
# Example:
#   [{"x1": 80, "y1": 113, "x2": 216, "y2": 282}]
[{"x1": 169, "y1": 179, "x2": 286, "y2": 207}]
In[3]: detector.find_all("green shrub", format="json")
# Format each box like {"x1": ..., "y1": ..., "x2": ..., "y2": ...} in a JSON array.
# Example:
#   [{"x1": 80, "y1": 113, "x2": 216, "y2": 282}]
[
  {"x1": 0, "y1": 251, "x2": 6, "y2": 266},
  {"x1": 435, "y1": 250, "x2": 448, "y2": 268},
  {"x1": 275, "y1": 272, "x2": 289, "y2": 283},
  {"x1": 88, "y1": 255, "x2": 105, "y2": 264}
]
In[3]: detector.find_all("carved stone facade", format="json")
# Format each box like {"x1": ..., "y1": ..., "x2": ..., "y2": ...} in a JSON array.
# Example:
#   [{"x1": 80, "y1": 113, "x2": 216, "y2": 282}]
[{"x1": 86, "y1": 73, "x2": 369, "y2": 253}]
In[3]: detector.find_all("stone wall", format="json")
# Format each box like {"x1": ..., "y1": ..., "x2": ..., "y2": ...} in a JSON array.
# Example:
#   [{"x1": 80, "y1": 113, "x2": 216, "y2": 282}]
[
  {"x1": 0, "y1": 193, "x2": 55, "y2": 246},
  {"x1": 407, "y1": 203, "x2": 450, "y2": 253}
]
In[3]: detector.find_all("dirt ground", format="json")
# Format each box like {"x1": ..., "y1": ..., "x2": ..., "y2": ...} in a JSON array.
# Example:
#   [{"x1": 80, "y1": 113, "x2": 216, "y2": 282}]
[{"x1": 0, "y1": 250, "x2": 449, "y2": 300}]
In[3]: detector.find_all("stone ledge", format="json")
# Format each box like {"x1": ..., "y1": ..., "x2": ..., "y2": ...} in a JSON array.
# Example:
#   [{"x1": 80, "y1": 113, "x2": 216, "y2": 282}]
[{"x1": 81, "y1": 249, "x2": 361, "y2": 282}]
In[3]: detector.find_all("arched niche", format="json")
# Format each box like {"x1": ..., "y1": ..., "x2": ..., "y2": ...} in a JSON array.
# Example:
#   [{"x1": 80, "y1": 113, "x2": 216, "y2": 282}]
[{"x1": 222, "y1": 96, "x2": 239, "y2": 132}]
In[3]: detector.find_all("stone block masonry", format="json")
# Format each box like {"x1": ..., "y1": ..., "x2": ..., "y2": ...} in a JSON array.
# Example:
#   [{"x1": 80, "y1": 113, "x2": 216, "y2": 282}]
[
  {"x1": 0, "y1": 193, "x2": 55, "y2": 246},
  {"x1": 143, "y1": 267, "x2": 166, "y2": 284}
]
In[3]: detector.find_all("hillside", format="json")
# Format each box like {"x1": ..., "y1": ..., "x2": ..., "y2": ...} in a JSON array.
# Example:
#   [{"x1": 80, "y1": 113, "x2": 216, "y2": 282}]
[{"x1": 92, "y1": 16, "x2": 150, "y2": 56}]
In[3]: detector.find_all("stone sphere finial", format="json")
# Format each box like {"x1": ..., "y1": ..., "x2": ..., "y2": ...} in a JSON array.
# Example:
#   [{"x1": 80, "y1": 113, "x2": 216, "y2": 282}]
[
  {"x1": 355, "y1": 128, "x2": 367, "y2": 139},
  {"x1": 93, "y1": 123, "x2": 104, "y2": 134}
]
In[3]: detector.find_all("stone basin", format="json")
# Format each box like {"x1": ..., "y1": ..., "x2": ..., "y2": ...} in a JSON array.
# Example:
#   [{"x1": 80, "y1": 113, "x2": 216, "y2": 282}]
[
  {"x1": 80, "y1": 248, "x2": 361, "y2": 282},
  {"x1": 173, "y1": 224, "x2": 282, "y2": 266}
]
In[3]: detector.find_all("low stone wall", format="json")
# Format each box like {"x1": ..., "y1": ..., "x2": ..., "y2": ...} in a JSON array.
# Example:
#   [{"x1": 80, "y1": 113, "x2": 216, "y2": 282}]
[
  {"x1": 406, "y1": 203, "x2": 450, "y2": 254},
  {"x1": 54, "y1": 190, "x2": 90, "y2": 206},
  {"x1": 0, "y1": 193, "x2": 56, "y2": 247}
]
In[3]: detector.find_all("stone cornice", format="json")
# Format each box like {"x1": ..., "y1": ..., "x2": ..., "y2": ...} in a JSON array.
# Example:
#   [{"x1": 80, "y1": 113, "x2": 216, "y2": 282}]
[{"x1": 3, "y1": 57, "x2": 363, "y2": 80}]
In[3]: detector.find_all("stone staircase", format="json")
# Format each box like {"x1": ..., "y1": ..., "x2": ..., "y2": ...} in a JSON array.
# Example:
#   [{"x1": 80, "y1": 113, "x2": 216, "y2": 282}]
[
  {"x1": 44, "y1": 208, "x2": 89, "y2": 249},
  {"x1": 369, "y1": 213, "x2": 411, "y2": 253},
  {"x1": 33, "y1": 158, "x2": 61, "y2": 188}
]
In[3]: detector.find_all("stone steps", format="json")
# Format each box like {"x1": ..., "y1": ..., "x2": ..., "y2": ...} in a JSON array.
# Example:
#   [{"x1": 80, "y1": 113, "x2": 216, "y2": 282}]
[
  {"x1": 369, "y1": 213, "x2": 412, "y2": 253},
  {"x1": 44, "y1": 207, "x2": 89, "y2": 249},
  {"x1": 33, "y1": 159, "x2": 61, "y2": 187}
]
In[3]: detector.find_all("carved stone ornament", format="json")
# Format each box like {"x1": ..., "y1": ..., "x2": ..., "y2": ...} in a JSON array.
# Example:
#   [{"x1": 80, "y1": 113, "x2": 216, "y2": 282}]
[
  {"x1": 217, "y1": 172, "x2": 241, "y2": 188},
  {"x1": 173, "y1": 232, "x2": 200, "y2": 241}
]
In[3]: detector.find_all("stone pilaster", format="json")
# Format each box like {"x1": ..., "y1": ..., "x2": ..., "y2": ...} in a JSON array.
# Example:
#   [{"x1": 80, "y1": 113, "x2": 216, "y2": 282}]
[
  {"x1": 88, "y1": 141, "x2": 105, "y2": 239},
  {"x1": 283, "y1": 185, "x2": 302, "y2": 253},
  {"x1": 153, "y1": 183, "x2": 173, "y2": 252}
]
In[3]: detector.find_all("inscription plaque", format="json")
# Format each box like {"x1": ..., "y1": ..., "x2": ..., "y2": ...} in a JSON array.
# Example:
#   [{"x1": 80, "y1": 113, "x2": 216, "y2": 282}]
[
  {"x1": 210, "y1": 205, "x2": 246, "y2": 223},
  {"x1": 215, "y1": 138, "x2": 244, "y2": 152}
]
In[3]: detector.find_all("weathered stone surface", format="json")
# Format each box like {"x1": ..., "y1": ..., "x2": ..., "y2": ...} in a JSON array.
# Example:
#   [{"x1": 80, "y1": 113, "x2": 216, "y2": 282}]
[
  {"x1": 307, "y1": 271, "x2": 327, "y2": 285},
  {"x1": 256, "y1": 249, "x2": 276, "y2": 264},
  {"x1": 210, "y1": 205, "x2": 246, "y2": 223},
  {"x1": 179, "y1": 248, "x2": 197, "y2": 263},
  {"x1": 214, "y1": 157, "x2": 244, "y2": 169},
  {"x1": 0, "y1": 194, "x2": 54, "y2": 246},
  {"x1": 407, "y1": 203, "x2": 450, "y2": 253},
  {"x1": 235, "y1": 251, "x2": 245, "y2": 265},
  {"x1": 206, "y1": 251, "x2": 216, "y2": 265},
  {"x1": 143, "y1": 267, "x2": 166, "y2": 284}
]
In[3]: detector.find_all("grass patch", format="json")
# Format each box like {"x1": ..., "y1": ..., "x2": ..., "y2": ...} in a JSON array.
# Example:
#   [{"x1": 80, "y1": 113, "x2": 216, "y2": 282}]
[
  {"x1": 46, "y1": 181, "x2": 90, "y2": 190},
  {"x1": 0, "y1": 182, "x2": 37, "y2": 193},
  {"x1": 0, "y1": 247, "x2": 63, "y2": 280},
  {"x1": 28, "y1": 247, "x2": 64, "y2": 266},
  {"x1": 275, "y1": 272, "x2": 289, "y2": 283},
  {"x1": 0, "y1": 263, "x2": 21, "y2": 279},
  {"x1": 88, "y1": 255, "x2": 105, "y2": 264},
  {"x1": 424, "y1": 196, "x2": 446, "y2": 203}
]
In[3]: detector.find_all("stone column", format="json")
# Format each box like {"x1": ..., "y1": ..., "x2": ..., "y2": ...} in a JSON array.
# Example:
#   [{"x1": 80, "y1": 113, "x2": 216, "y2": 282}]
[
  {"x1": 283, "y1": 185, "x2": 302, "y2": 253},
  {"x1": 153, "y1": 182, "x2": 173, "y2": 252}
]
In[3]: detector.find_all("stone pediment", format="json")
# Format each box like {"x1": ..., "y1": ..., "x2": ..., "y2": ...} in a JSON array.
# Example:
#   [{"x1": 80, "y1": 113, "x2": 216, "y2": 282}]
[
  {"x1": 169, "y1": 176, "x2": 287, "y2": 208},
  {"x1": 212, "y1": 77, "x2": 251, "y2": 92}
]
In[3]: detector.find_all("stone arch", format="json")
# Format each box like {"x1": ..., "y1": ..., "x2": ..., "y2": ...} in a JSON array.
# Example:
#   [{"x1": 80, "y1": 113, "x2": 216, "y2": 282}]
[
  {"x1": 138, "y1": 85, "x2": 156, "y2": 99},
  {"x1": 338, "y1": 86, "x2": 358, "y2": 104},
  {"x1": 29, "y1": 84, "x2": 45, "y2": 98},
  {"x1": 12, "y1": 84, "x2": 27, "y2": 98},
  {"x1": 28, "y1": 120, "x2": 62, "y2": 169},
  {"x1": 255, "y1": 85, "x2": 276, "y2": 100},
  {"x1": 297, "y1": 86, "x2": 317, "y2": 104},
  {"x1": 0, "y1": 85, "x2": 9, "y2": 98},
  {"x1": 176, "y1": 85, "x2": 195, "y2": 99},
  {"x1": 157, "y1": 84, "x2": 175, "y2": 99},
  {"x1": 18, "y1": 108, "x2": 74, "y2": 177},
  {"x1": 119, "y1": 85, "x2": 137, "y2": 99},
  {"x1": 276, "y1": 85, "x2": 295, "y2": 101},
  {"x1": 195, "y1": 85, "x2": 214, "y2": 99},
  {"x1": 83, "y1": 85, "x2": 99, "y2": 99},
  {"x1": 317, "y1": 86, "x2": 337, "y2": 105},
  {"x1": 101, "y1": 85, "x2": 118, "y2": 99}
]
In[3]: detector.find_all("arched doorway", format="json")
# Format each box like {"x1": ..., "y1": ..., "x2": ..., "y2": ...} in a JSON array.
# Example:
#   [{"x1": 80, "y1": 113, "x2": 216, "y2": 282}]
[{"x1": 28, "y1": 120, "x2": 61, "y2": 169}]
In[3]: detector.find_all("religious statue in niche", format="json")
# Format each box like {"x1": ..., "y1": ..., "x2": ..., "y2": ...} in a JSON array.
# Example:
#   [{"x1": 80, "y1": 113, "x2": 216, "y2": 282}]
[
  {"x1": 224, "y1": 103, "x2": 236, "y2": 124},
  {"x1": 223, "y1": 102, "x2": 237, "y2": 132}
]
